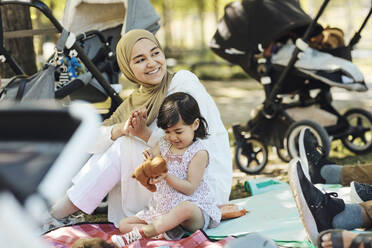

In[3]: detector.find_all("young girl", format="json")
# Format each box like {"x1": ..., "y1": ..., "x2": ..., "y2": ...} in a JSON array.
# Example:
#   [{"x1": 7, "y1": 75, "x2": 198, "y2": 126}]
[{"x1": 110, "y1": 92, "x2": 221, "y2": 247}]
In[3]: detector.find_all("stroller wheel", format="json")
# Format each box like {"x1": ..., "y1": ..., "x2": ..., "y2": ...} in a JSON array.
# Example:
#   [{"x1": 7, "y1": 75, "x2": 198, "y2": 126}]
[
  {"x1": 234, "y1": 137, "x2": 268, "y2": 174},
  {"x1": 285, "y1": 120, "x2": 330, "y2": 160},
  {"x1": 341, "y1": 108, "x2": 372, "y2": 154},
  {"x1": 275, "y1": 146, "x2": 291, "y2": 163}
]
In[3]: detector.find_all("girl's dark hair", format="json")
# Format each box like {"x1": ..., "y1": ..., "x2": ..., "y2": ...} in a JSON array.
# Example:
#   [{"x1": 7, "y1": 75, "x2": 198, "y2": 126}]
[{"x1": 157, "y1": 92, "x2": 208, "y2": 140}]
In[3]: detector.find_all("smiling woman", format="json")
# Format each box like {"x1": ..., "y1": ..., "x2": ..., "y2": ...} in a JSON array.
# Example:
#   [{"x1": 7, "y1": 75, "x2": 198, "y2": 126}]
[{"x1": 49, "y1": 29, "x2": 232, "y2": 232}]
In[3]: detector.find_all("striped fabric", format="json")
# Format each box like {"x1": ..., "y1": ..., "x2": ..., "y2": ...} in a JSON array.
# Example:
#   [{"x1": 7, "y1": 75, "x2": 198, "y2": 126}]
[{"x1": 43, "y1": 223, "x2": 235, "y2": 248}]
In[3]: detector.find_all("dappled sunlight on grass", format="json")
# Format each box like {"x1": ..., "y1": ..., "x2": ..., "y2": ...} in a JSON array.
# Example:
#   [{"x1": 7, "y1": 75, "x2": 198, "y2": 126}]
[
  {"x1": 330, "y1": 139, "x2": 372, "y2": 165},
  {"x1": 229, "y1": 180, "x2": 251, "y2": 201}
]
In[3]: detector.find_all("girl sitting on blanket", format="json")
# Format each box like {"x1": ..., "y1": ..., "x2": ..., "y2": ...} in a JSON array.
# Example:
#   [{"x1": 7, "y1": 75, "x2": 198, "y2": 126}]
[{"x1": 110, "y1": 92, "x2": 221, "y2": 247}]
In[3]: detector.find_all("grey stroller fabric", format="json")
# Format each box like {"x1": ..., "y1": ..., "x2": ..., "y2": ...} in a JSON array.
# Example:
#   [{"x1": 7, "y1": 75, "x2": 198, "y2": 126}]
[
  {"x1": 63, "y1": 0, "x2": 160, "y2": 35},
  {"x1": 0, "y1": 29, "x2": 69, "y2": 102},
  {"x1": 125, "y1": 0, "x2": 160, "y2": 33},
  {"x1": 224, "y1": 232, "x2": 278, "y2": 248},
  {"x1": 271, "y1": 41, "x2": 367, "y2": 92},
  {"x1": 22, "y1": 65, "x2": 55, "y2": 101},
  {"x1": 0, "y1": 65, "x2": 55, "y2": 102}
]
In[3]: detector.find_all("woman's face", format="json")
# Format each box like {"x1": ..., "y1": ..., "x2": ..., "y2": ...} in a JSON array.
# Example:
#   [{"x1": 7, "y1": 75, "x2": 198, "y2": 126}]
[{"x1": 129, "y1": 38, "x2": 167, "y2": 85}]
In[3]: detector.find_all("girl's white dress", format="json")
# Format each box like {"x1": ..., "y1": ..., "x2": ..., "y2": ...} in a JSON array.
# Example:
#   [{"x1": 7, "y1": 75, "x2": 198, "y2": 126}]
[{"x1": 136, "y1": 138, "x2": 221, "y2": 228}]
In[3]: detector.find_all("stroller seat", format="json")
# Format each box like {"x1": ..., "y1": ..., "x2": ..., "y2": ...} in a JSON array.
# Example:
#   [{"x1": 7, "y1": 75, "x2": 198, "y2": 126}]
[{"x1": 271, "y1": 41, "x2": 367, "y2": 92}]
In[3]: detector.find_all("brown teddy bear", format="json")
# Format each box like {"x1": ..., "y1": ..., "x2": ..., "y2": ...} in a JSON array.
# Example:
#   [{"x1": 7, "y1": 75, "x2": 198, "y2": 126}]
[{"x1": 132, "y1": 155, "x2": 168, "y2": 192}]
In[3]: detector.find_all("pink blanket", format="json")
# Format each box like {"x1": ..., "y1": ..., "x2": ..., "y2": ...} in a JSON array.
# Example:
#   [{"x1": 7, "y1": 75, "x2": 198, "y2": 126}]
[{"x1": 43, "y1": 223, "x2": 235, "y2": 248}]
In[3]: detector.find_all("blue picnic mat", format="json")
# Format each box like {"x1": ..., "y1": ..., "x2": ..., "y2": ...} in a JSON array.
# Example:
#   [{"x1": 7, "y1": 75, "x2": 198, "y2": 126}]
[
  {"x1": 206, "y1": 184, "x2": 308, "y2": 243},
  {"x1": 206, "y1": 179, "x2": 353, "y2": 247}
]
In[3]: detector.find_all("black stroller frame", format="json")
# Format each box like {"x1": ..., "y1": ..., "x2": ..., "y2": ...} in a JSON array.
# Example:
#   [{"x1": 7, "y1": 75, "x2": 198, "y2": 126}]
[
  {"x1": 0, "y1": 0, "x2": 123, "y2": 117},
  {"x1": 212, "y1": 0, "x2": 372, "y2": 174}
]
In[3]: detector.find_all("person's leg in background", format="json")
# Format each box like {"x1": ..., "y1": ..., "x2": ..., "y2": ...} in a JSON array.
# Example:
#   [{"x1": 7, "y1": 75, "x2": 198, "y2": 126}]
[
  {"x1": 317, "y1": 229, "x2": 372, "y2": 248},
  {"x1": 288, "y1": 159, "x2": 372, "y2": 244},
  {"x1": 299, "y1": 128, "x2": 372, "y2": 185}
]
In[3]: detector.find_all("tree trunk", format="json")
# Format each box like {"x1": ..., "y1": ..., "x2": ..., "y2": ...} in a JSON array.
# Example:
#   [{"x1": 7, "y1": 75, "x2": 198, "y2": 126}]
[
  {"x1": 214, "y1": 0, "x2": 219, "y2": 24},
  {"x1": 162, "y1": 0, "x2": 173, "y2": 50},
  {"x1": 197, "y1": 0, "x2": 206, "y2": 48},
  {"x1": 0, "y1": 5, "x2": 37, "y2": 78}
]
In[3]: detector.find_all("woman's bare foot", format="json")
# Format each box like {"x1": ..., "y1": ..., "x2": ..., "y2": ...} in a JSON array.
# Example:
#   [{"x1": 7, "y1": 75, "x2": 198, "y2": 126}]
[{"x1": 319, "y1": 230, "x2": 360, "y2": 248}]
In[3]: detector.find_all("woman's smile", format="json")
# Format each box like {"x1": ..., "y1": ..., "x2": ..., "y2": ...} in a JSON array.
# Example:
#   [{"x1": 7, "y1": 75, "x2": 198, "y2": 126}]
[{"x1": 146, "y1": 67, "x2": 160, "y2": 75}]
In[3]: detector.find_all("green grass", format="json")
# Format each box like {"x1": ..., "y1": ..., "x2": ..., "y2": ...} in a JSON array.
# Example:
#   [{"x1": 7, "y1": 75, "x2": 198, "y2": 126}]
[
  {"x1": 83, "y1": 213, "x2": 108, "y2": 222},
  {"x1": 329, "y1": 140, "x2": 372, "y2": 165},
  {"x1": 229, "y1": 180, "x2": 251, "y2": 200}
]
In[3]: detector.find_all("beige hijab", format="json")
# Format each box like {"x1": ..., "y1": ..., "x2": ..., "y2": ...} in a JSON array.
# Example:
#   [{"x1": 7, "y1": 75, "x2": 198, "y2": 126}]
[{"x1": 102, "y1": 29, "x2": 173, "y2": 126}]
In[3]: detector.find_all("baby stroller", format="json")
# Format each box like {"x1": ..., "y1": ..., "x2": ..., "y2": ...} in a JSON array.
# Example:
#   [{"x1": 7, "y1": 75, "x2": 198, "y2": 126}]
[
  {"x1": 210, "y1": 0, "x2": 372, "y2": 174},
  {"x1": 0, "y1": 0, "x2": 160, "y2": 118}
]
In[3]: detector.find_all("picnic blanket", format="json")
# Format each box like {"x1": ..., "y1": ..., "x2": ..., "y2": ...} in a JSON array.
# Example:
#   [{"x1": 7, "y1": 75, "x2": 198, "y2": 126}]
[
  {"x1": 42, "y1": 181, "x2": 351, "y2": 248},
  {"x1": 206, "y1": 180, "x2": 351, "y2": 248},
  {"x1": 43, "y1": 223, "x2": 234, "y2": 248},
  {"x1": 206, "y1": 184, "x2": 308, "y2": 245}
]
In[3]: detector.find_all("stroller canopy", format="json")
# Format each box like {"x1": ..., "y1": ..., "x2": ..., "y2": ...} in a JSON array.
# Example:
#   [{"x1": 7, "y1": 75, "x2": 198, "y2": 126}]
[
  {"x1": 63, "y1": 0, "x2": 160, "y2": 35},
  {"x1": 212, "y1": 0, "x2": 322, "y2": 55}
]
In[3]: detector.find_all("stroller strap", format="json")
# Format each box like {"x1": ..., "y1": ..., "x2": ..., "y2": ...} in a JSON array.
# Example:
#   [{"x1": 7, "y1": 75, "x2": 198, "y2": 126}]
[{"x1": 56, "y1": 29, "x2": 76, "y2": 51}]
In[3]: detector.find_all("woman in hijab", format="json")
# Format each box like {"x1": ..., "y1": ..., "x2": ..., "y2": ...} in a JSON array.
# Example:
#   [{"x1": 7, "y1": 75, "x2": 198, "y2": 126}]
[{"x1": 50, "y1": 29, "x2": 232, "y2": 228}]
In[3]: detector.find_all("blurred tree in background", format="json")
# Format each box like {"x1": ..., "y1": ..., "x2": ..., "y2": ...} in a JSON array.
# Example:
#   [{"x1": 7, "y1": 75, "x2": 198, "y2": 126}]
[{"x1": 0, "y1": 5, "x2": 37, "y2": 77}]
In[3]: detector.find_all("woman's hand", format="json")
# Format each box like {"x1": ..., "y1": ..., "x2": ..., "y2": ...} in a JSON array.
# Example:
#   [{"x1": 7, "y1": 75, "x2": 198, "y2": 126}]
[
  {"x1": 122, "y1": 117, "x2": 134, "y2": 136},
  {"x1": 110, "y1": 121, "x2": 129, "y2": 140},
  {"x1": 110, "y1": 109, "x2": 152, "y2": 142},
  {"x1": 149, "y1": 173, "x2": 168, "y2": 184},
  {"x1": 127, "y1": 109, "x2": 152, "y2": 142},
  {"x1": 128, "y1": 109, "x2": 146, "y2": 134},
  {"x1": 110, "y1": 113, "x2": 136, "y2": 140}
]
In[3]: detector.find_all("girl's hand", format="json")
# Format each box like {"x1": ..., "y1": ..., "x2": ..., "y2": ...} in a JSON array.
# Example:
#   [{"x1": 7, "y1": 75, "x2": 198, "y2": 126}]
[
  {"x1": 142, "y1": 148, "x2": 153, "y2": 160},
  {"x1": 149, "y1": 173, "x2": 168, "y2": 184}
]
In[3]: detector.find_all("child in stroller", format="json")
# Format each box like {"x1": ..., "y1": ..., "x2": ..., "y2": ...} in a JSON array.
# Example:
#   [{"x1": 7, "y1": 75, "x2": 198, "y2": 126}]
[{"x1": 210, "y1": 0, "x2": 372, "y2": 174}]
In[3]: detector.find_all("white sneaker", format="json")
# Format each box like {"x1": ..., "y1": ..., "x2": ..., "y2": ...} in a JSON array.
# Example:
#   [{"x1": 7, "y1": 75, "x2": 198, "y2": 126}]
[{"x1": 111, "y1": 227, "x2": 144, "y2": 247}]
